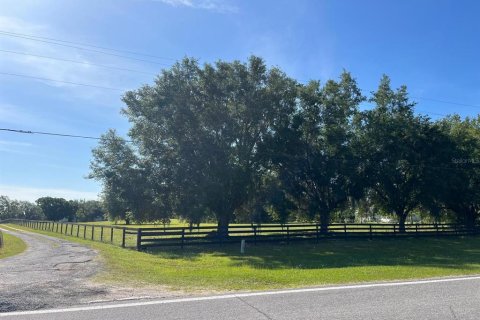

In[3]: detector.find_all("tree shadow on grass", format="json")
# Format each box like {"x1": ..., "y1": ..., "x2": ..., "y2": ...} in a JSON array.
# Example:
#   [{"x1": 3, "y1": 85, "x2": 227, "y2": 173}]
[{"x1": 145, "y1": 236, "x2": 480, "y2": 271}]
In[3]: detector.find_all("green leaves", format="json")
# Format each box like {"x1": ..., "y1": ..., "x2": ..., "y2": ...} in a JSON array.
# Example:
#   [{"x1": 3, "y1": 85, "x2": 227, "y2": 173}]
[
  {"x1": 272, "y1": 71, "x2": 365, "y2": 230},
  {"x1": 89, "y1": 57, "x2": 480, "y2": 229}
]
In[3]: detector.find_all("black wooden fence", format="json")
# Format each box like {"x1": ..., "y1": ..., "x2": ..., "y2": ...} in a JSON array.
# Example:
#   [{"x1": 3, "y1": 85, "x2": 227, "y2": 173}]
[
  {"x1": 5, "y1": 219, "x2": 139, "y2": 248},
  {"x1": 3, "y1": 219, "x2": 479, "y2": 250}
]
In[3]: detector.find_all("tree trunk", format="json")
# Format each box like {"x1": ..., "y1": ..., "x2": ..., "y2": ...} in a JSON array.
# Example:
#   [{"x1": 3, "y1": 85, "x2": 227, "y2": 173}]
[
  {"x1": 398, "y1": 212, "x2": 407, "y2": 233},
  {"x1": 465, "y1": 208, "x2": 476, "y2": 233},
  {"x1": 217, "y1": 215, "x2": 230, "y2": 239},
  {"x1": 320, "y1": 212, "x2": 330, "y2": 234}
]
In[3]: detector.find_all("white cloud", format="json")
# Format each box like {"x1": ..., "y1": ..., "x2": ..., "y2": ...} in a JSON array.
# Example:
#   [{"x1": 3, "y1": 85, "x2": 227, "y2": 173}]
[
  {"x1": 157, "y1": 0, "x2": 238, "y2": 13},
  {"x1": 0, "y1": 184, "x2": 98, "y2": 202}
]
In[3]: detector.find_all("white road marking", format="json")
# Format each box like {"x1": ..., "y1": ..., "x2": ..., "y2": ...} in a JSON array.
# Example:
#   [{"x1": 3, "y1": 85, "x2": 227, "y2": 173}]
[{"x1": 2, "y1": 275, "x2": 480, "y2": 317}]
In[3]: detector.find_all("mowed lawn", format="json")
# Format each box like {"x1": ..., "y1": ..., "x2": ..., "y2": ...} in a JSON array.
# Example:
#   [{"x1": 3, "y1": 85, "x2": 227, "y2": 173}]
[
  {"x1": 4, "y1": 223, "x2": 480, "y2": 291},
  {"x1": 0, "y1": 232, "x2": 27, "y2": 259}
]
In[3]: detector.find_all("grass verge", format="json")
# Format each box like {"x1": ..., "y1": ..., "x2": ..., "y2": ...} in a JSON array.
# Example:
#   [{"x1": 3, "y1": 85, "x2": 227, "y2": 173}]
[
  {"x1": 0, "y1": 231, "x2": 27, "y2": 259},
  {"x1": 3, "y1": 223, "x2": 480, "y2": 292}
]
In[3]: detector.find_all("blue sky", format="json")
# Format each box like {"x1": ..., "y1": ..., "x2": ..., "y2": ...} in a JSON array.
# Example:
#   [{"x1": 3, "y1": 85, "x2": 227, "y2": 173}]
[{"x1": 1, "y1": 0, "x2": 479, "y2": 201}]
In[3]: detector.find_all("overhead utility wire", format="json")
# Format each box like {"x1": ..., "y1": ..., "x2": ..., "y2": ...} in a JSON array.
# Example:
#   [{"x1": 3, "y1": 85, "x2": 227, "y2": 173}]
[
  {"x1": 0, "y1": 49, "x2": 158, "y2": 76},
  {"x1": 0, "y1": 72, "x2": 125, "y2": 91},
  {"x1": 0, "y1": 128, "x2": 133, "y2": 143},
  {"x1": 0, "y1": 32, "x2": 172, "y2": 66},
  {"x1": 0, "y1": 30, "x2": 176, "y2": 61},
  {"x1": 0, "y1": 72, "x2": 471, "y2": 118},
  {"x1": 2, "y1": 30, "x2": 479, "y2": 110},
  {"x1": 0, "y1": 128, "x2": 475, "y2": 172}
]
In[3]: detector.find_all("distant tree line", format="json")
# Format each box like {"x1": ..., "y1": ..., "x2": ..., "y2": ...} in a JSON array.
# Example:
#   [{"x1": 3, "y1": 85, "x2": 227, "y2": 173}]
[
  {"x1": 0, "y1": 196, "x2": 106, "y2": 222},
  {"x1": 86, "y1": 56, "x2": 480, "y2": 233}
]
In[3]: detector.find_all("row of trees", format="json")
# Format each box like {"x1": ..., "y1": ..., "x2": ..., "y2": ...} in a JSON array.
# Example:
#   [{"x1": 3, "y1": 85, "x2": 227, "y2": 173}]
[
  {"x1": 89, "y1": 56, "x2": 480, "y2": 233},
  {"x1": 0, "y1": 196, "x2": 106, "y2": 222}
]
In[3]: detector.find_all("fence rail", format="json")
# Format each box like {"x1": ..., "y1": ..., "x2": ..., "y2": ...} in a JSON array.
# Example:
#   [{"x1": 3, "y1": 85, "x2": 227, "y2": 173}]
[
  {"x1": 6, "y1": 219, "x2": 138, "y2": 248},
  {"x1": 2, "y1": 219, "x2": 479, "y2": 250}
]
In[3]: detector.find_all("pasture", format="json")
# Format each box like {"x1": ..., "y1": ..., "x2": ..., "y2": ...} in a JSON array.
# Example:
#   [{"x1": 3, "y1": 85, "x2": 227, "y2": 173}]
[{"x1": 4, "y1": 223, "x2": 480, "y2": 291}]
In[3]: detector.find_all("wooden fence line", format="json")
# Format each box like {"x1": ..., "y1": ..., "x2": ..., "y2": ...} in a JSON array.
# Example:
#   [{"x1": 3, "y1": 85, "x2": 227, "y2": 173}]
[{"x1": 3, "y1": 219, "x2": 479, "y2": 251}]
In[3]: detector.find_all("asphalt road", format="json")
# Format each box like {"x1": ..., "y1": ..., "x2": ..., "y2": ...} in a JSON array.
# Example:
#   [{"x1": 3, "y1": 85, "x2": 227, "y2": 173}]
[{"x1": 1, "y1": 276, "x2": 480, "y2": 320}]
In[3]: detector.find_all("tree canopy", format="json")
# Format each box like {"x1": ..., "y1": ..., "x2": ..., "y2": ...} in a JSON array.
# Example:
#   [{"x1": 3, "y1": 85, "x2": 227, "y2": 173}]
[{"x1": 88, "y1": 56, "x2": 480, "y2": 233}]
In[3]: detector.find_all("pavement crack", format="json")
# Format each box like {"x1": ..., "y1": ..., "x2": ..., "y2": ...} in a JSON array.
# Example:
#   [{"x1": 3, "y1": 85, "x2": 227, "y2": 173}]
[
  {"x1": 449, "y1": 306, "x2": 458, "y2": 320},
  {"x1": 236, "y1": 296, "x2": 274, "y2": 320},
  {"x1": 53, "y1": 259, "x2": 93, "y2": 268}
]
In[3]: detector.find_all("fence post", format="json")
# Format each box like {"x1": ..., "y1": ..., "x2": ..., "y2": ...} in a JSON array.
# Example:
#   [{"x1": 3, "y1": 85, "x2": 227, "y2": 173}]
[
  {"x1": 122, "y1": 227, "x2": 126, "y2": 248},
  {"x1": 70, "y1": 224, "x2": 73, "y2": 235},
  {"x1": 253, "y1": 226, "x2": 257, "y2": 245},
  {"x1": 344, "y1": 223, "x2": 347, "y2": 239},
  {"x1": 110, "y1": 227, "x2": 114, "y2": 243},
  {"x1": 393, "y1": 224, "x2": 396, "y2": 236},
  {"x1": 101, "y1": 227, "x2": 104, "y2": 242},
  {"x1": 91, "y1": 226, "x2": 95, "y2": 240},
  {"x1": 436, "y1": 224, "x2": 439, "y2": 236},
  {"x1": 369, "y1": 224, "x2": 372, "y2": 240},
  {"x1": 76, "y1": 225, "x2": 80, "y2": 237},
  {"x1": 136, "y1": 229, "x2": 142, "y2": 251},
  {"x1": 83, "y1": 225, "x2": 87, "y2": 239},
  {"x1": 181, "y1": 228, "x2": 185, "y2": 249},
  {"x1": 415, "y1": 224, "x2": 418, "y2": 237},
  {"x1": 60, "y1": 223, "x2": 63, "y2": 234},
  {"x1": 316, "y1": 224, "x2": 320, "y2": 243}
]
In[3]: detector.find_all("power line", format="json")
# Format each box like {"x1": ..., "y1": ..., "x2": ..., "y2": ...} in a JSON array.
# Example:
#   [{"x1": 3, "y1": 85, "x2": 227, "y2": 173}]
[
  {"x1": 1, "y1": 127, "x2": 476, "y2": 172},
  {"x1": 0, "y1": 30, "x2": 177, "y2": 61},
  {"x1": 411, "y1": 96, "x2": 480, "y2": 109},
  {"x1": 0, "y1": 71, "x2": 473, "y2": 118},
  {"x1": 298, "y1": 79, "x2": 480, "y2": 110},
  {"x1": 0, "y1": 32, "x2": 173, "y2": 66},
  {"x1": 2, "y1": 30, "x2": 478, "y2": 110},
  {"x1": 0, "y1": 128, "x2": 133, "y2": 143},
  {"x1": 0, "y1": 49, "x2": 158, "y2": 76},
  {"x1": 1, "y1": 71, "x2": 478, "y2": 116},
  {"x1": 0, "y1": 72, "x2": 125, "y2": 91}
]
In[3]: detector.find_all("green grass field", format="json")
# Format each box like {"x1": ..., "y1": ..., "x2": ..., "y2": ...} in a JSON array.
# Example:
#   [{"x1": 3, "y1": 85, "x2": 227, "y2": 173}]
[
  {"x1": 4, "y1": 223, "x2": 480, "y2": 292},
  {"x1": 0, "y1": 232, "x2": 27, "y2": 259}
]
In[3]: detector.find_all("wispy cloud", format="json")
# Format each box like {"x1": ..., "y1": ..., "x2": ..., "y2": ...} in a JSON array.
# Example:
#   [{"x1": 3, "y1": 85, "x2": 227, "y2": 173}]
[
  {"x1": 0, "y1": 16, "x2": 146, "y2": 102},
  {"x1": 157, "y1": 0, "x2": 238, "y2": 13},
  {"x1": 0, "y1": 139, "x2": 34, "y2": 155},
  {"x1": 0, "y1": 140, "x2": 32, "y2": 147},
  {"x1": 0, "y1": 184, "x2": 98, "y2": 202}
]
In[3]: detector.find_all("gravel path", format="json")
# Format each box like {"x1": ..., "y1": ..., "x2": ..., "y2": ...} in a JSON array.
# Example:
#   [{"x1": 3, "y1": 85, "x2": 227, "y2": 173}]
[{"x1": 0, "y1": 226, "x2": 182, "y2": 312}]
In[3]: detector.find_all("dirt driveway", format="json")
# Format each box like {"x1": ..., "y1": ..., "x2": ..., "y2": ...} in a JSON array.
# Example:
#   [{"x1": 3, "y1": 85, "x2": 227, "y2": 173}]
[{"x1": 0, "y1": 226, "x2": 179, "y2": 312}]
